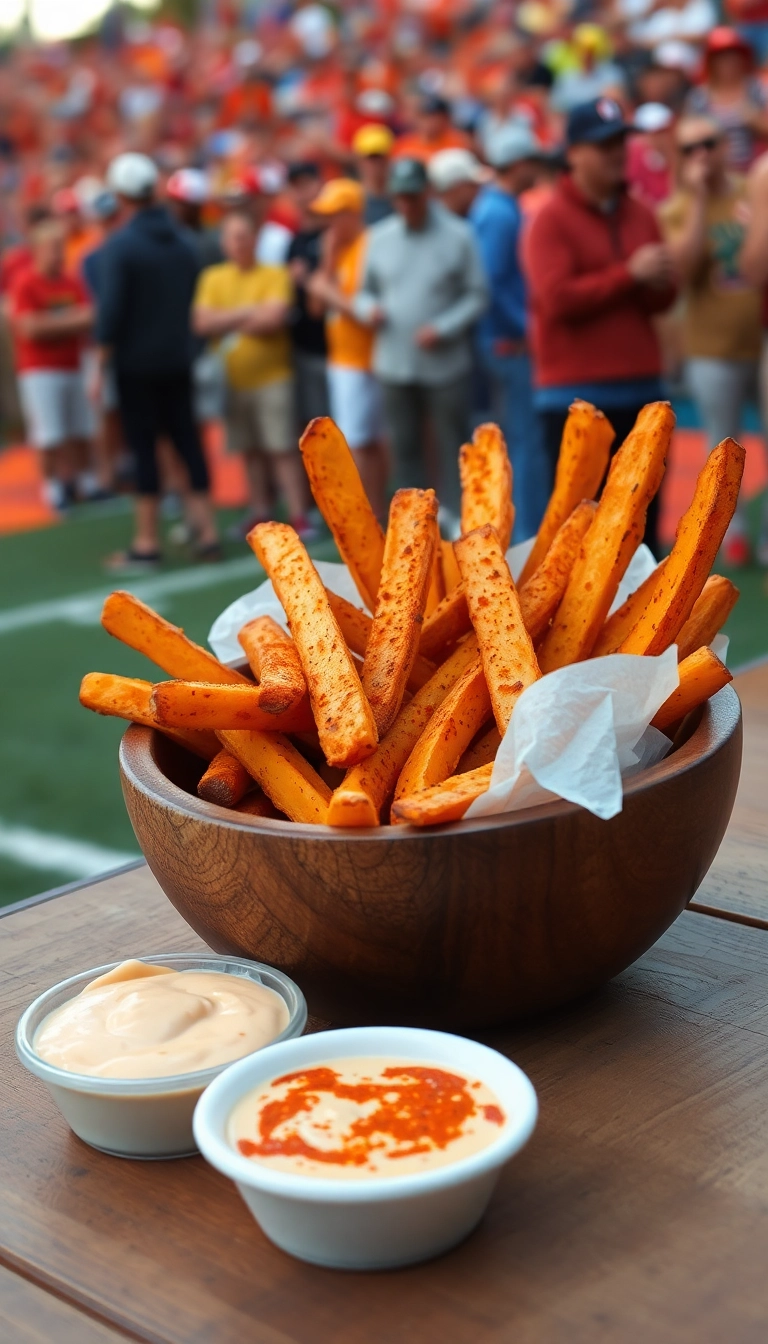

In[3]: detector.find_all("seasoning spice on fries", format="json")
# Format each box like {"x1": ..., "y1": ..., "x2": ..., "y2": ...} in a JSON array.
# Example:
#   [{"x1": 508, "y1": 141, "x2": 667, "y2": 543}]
[
  {"x1": 651, "y1": 647, "x2": 732, "y2": 734},
  {"x1": 394, "y1": 658, "x2": 492, "y2": 800},
  {"x1": 392, "y1": 763, "x2": 494, "y2": 826},
  {"x1": 592, "y1": 562, "x2": 666, "y2": 657},
  {"x1": 459, "y1": 423, "x2": 514, "y2": 551},
  {"x1": 458, "y1": 724, "x2": 501, "y2": 773},
  {"x1": 216, "y1": 728, "x2": 331, "y2": 825},
  {"x1": 237, "y1": 616, "x2": 307, "y2": 715},
  {"x1": 198, "y1": 750, "x2": 252, "y2": 808},
  {"x1": 79, "y1": 672, "x2": 220, "y2": 760},
  {"x1": 325, "y1": 588, "x2": 435, "y2": 690},
  {"x1": 150, "y1": 681, "x2": 315, "y2": 733},
  {"x1": 102, "y1": 592, "x2": 249, "y2": 685}
]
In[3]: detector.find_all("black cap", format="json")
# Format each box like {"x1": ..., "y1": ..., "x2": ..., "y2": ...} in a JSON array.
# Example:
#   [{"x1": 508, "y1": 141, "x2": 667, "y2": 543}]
[
  {"x1": 388, "y1": 157, "x2": 428, "y2": 195},
  {"x1": 566, "y1": 97, "x2": 634, "y2": 147}
]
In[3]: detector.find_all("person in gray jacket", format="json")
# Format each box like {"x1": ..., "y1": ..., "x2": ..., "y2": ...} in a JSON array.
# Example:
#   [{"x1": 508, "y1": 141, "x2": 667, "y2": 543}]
[{"x1": 353, "y1": 158, "x2": 488, "y2": 520}]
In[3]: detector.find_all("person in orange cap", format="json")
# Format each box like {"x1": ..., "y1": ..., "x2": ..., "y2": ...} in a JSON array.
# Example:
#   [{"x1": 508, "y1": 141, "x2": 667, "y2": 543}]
[
  {"x1": 352, "y1": 124, "x2": 395, "y2": 226},
  {"x1": 306, "y1": 178, "x2": 387, "y2": 518}
]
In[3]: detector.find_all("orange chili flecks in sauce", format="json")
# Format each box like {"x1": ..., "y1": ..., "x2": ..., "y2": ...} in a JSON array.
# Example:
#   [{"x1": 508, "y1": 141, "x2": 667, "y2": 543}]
[{"x1": 230, "y1": 1059, "x2": 506, "y2": 1178}]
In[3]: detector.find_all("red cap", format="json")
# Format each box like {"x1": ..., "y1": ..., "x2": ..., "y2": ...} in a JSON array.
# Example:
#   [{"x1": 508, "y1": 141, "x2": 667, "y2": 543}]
[{"x1": 704, "y1": 27, "x2": 754, "y2": 67}]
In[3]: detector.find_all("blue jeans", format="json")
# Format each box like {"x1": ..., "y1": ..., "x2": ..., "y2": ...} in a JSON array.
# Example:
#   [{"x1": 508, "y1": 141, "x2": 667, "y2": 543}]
[{"x1": 479, "y1": 348, "x2": 549, "y2": 544}]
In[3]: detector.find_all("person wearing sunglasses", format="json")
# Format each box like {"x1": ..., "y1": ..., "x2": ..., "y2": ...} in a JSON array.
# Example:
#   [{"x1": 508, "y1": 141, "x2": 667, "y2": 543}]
[{"x1": 660, "y1": 116, "x2": 762, "y2": 566}]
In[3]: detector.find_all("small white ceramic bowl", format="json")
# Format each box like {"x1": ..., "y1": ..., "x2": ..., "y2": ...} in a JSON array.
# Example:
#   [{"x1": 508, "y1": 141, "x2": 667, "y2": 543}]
[
  {"x1": 16, "y1": 953, "x2": 307, "y2": 1159},
  {"x1": 193, "y1": 1025, "x2": 538, "y2": 1270}
]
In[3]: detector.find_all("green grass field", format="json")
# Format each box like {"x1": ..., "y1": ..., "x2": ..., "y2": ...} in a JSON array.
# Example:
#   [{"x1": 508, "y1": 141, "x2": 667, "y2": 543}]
[{"x1": 0, "y1": 495, "x2": 766, "y2": 908}]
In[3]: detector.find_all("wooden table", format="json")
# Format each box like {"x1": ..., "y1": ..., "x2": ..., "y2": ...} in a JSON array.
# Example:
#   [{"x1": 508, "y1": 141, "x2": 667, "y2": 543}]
[{"x1": 2, "y1": 665, "x2": 767, "y2": 1344}]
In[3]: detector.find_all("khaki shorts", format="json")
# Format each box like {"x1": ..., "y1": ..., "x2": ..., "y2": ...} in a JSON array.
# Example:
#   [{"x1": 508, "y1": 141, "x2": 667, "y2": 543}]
[{"x1": 225, "y1": 377, "x2": 295, "y2": 456}]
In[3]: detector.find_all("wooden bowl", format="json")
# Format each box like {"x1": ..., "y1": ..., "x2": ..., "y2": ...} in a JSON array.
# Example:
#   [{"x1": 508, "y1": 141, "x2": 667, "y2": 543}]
[{"x1": 120, "y1": 685, "x2": 742, "y2": 1029}]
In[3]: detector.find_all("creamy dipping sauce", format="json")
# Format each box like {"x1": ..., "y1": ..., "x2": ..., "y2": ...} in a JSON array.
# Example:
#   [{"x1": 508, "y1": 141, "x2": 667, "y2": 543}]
[
  {"x1": 227, "y1": 1057, "x2": 506, "y2": 1179},
  {"x1": 33, "y1": 960, "x2": 289, "y2": 1079}
]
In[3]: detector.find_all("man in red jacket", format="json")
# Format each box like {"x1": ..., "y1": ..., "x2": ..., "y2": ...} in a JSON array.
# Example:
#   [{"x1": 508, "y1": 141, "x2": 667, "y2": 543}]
[{"x1": 526, "y1": 97, "x2": 676, "y2": 553}]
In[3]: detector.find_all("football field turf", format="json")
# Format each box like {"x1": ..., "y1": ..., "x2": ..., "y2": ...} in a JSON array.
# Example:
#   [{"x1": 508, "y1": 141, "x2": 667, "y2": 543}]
[{"x1": 1, "y1": 482, "x2": 766, "y2": 909}]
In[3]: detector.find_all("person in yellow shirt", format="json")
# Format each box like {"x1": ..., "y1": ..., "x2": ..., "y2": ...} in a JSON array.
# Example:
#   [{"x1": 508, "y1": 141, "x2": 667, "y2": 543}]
[
  {"x1": 193, "y1": 209, "x2": 314, "y2": 539},
  {"x1": 307, "y1": 179, "x2": 387, "y2": 519}
]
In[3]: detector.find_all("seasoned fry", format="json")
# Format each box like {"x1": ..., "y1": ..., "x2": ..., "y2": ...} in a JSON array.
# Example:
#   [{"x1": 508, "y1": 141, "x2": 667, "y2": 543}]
[
  {"x1": 102, "y1": 591, "x2": 249, "y2": 685},
  {"x1": 418, "y1": 585, "x2": 472, "y2": 663},
  {"x1": 425, "y1": 543, "x2": 444, "y2": 617},
  {"x1": 248, "y1": 522, "x2": 378, "y2": 767},
  {"x1": 519, "y1": 399, "x2": 614, "y2": 585},
  {"x1": 675, "y1": 575, "x2": 739, "y2": 662},
  {"x1": 234, "y1": 789, "x2": 284, "y2": 820},
  {"x1": 361, "y1": 488, "x2": 438, "y2": 737},
  {"x1": 197, "y1": 749, "x2": 252, "y2": 807},
  {"x1": 151, "y1": 681, "x2": 315, "y2": 733},
  {"x1": 521, "y1": 500, "x2": 596, "y2": 642},
  {"x1": 325, "y1": 588, "x2": 435, "y2": 691},
  {"x1": 458, "y1": 723, "x2": 501, "y2": 773},
  {"x1": 327, "y1": 637, "x2": 479, "y2": 827},
  {"x1": 538, "y1": 401, "x2": 673, "y2": 673},
  {"x1": 459, "y1": 423, "x2": 514, "y2": 551},
  {"x1": 217, "y1": 728, "x2": 331, "y2": 824},
  {"x1": 394, "y1": 658, "x2": 492, "y2": 799},
  {"x1": 651, "y1": 647, "x2": 732, "y2": 733},
  {"x1": 392, "y1": 763, "x2": 494, "y2": 827},
  {"x1": 619, "y1": 438, "x2": 745, "y2": 657},
  {"x1": 79, "y1": 672, "x2": 219, "y2": 760},
  {"x1": 455, "y1": 525, "x2": 540, "y2": 733},
  {"x1": 299, "y1": 416, "x2": 385, "y2": 609},
  {"x1": 440, "y1": 538, "x2": 462, "y2": 595},
  {"x1": 591, "y1": 562, "x2": 666, "y2": 658},
  {"x1": 237, "y1": 615, "x2": 307, "y2": 714}
]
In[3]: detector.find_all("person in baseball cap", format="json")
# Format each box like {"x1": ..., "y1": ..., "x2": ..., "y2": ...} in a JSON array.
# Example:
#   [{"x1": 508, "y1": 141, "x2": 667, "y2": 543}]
[
  {"x1": 427, "y1": 148, "x2": 488, "y2": 218},
  {"x1": 468, "y1": 122, "x2": 547, "y2": 542},
  {"x1": 106, "y1": 152, "x2": 159, "y2": 202},
  {"x1": 566, "y1": 96, "x2": 634, "y2": 147},
  {"x1": 352, "y1": 124, "x2": 395, "y2": 226},
  {"x1": 165, "y1": 168, "x2": 222, "y2": 269}
]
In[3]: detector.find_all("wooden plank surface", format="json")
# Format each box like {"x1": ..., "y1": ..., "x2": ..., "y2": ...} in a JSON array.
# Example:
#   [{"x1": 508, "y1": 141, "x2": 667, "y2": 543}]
[
  {"x1": 2, "y1": 864, "x2": 768, "y2": 1344},
  {"x1": 695, "y1": 662, "x2": 768, "y2": 924},
  {"x1": 0, "y1": 1265, "x2": 130, "y2": 1344}
]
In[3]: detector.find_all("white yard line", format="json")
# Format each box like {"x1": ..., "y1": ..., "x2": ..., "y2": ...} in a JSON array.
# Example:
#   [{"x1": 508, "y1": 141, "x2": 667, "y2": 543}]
[
  {"x1": 0, "y1": 556, "x2": 259, "y2": 637},
  {"x1": 0, "y1": 820, "x2": 138, "y2": 879}
]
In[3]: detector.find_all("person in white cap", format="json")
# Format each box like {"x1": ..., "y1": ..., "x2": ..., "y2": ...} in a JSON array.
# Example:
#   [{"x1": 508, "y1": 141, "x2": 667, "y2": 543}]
[
  {"x1": 468, "y1": 124, "x2": 549, "y2": 541},
  {"x1": 94, "y1": 153, "x2": 220, "y2": 571},
  {"x1": 427, "y1": 148, "x2": 487, "y2": 218}
]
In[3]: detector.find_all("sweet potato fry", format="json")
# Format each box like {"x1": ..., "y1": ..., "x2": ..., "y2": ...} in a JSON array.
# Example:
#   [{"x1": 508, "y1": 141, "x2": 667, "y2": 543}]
[
  {"x1": 619, "y1": 438, "x2": 745, "y2": 657},
  {"x1": 248, "y1": 522, "x2": 378, "y2": 767},
  {"x1": 79, "y1": 672, "x2": 220, "y2": 760},
  {"x1": 455, "y1": 525, "x2": 540, "y2": 733},
  {"x1": 440, "y1": 538, "x2": 462, "y2": 594},
  {"x1": 234, "y1": 789, "x2": 284, "y2": 820},
  {"x1": 459, "y1": 423, "x2": 514, "y2": 551},
  {"x1": 538, "y1": 401, "x2": 673, "y2": 673},
  {"x1": 102, "y1": 591, "x2": 249, "y2": 685},
  {"x1": 151, "y1": 681, "x2": 315, "y2": 733},
  {"x1": 458, "y1": 723, "x2": 501, "y2": 773},
  {"x1": 327, "y1": 636, "x2": 479, "y2": 827},
  {"x1": 197, "y1": 749, "x2": 252, "y2": 807},
  {"x1": 418, "y1": 585, "x2": 472, "y2": 663},
  {"x1": 361, "y1": 488, "x2": 438, "y2": 737},
  {"x1": 651, "y1": 647, "x2": 732, "y2": 733},
  {"x1": 392, "y1": 763, "x2": 494, "y2": 827},
  {"x1": 519, "y1": 399, "x2": 614, "y2": 585},
  {"x1": 299, "y1": 416, "x2": 385, "y2": 609},
  {"x1": 591, "y1": 562, "x2": 666, "y2": 658},
  {"x1": 520, "y1": 500, "x2": 596, "y2": 642},
  {"x1": 675, "y1": 575, "x2": 739, "y2": 662},
  {"x1": 425, "y1": 543, "x2": 444, "y2": 617},
  {"x1": 237, "y1": 615, "x2": 307, "y2": 714},
  {"x1": 217, "y1": 728, "x2": 331, "y2": 824},
  {"x1": 394, "y1": 657, "x2": 492, "y2": 799},
  {"x1": 324, "y1": 588, "x2": 435, "y2": 691}
]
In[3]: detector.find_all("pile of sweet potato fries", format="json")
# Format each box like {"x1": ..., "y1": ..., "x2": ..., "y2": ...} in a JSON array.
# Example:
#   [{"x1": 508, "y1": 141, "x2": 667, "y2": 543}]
[{"x1": 80, "y1": 404, "x2": 742, "y2": 828}]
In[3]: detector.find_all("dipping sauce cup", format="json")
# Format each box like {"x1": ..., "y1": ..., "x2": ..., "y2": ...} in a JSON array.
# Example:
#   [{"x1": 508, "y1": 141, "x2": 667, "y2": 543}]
[
  {"x1": 193, "y1": 1026, "x2": 538, "y2": 1269},
  {"x1": 15, "y1": 954, "x2": 307, "y2": 1159}
]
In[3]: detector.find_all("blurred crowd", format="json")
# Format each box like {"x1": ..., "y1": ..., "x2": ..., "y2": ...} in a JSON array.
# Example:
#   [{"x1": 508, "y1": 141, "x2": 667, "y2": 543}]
[{"x1": 2, "y1": 3, "x2": 768, "y2": 569}]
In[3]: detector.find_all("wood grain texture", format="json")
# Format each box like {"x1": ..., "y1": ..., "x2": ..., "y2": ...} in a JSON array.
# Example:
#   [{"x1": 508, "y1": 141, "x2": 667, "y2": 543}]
[
  {"x1": 0, "y1": 1266, "x2": 130, "y2": 1343},
  {"x1": 3, "y1": 867, "x2": 768, "y2": 1341},
  {"x1": 118, "y1": 687, "x2": 742, "y2": 1026}
]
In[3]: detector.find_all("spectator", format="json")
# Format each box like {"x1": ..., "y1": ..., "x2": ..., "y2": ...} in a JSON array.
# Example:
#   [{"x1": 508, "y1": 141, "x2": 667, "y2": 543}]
[
  {"x1": 354, "y1": 157, "x2": 488, "y2": 520},
  {"x1": 95, "y1": 153, "x2": 220, "y2": 571},
  {"x1": 194, "y1": 210, "x2": 314, "y2": 540},
  {"x1": 548, "y1": 26, "x2": 627, "y2": 115},
  {"x1": 740, "y1": 146, "x2": 768, "y2": 563},
  {"x1": 284, "y1": 161, "x2": 330, "y2": 431},
  {"x1": 686, "y1": 28, "x2": 768, "y2": 171},
  {"x1": 166, "y1": 169, "x2": 223, "y2": 269},
  {"x1": 306, "y1": 178, "x2": 387, "y2": 519},
  {"x1": 469, "y1": 125, "x2": 549, "y2": 542},
  {"x1": 224, "y1": 168, "x2": 294, "y2": 265},
  {"x1": 661, "y1": 116, "x2": 762, "y2": 566},
  {"x1": 428, "y1": 149, "x2": 488, "y2": 219},
  {"x1": 392, "y1": 95, "x2": 470, "y2": 164},
  {"x1": 352, "y1": 124, "x2": 396, "y2": 226},
  {"x1": 10, "y1": 218, "x2": 94, "y2": 512},
  {"x1": 627, "y1": 103, "x2": 676, "y2": 209},
  {"x1": 526, "y1": 98, "x2": 677, "y2": 555}
]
